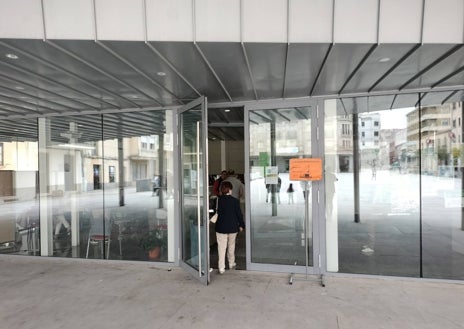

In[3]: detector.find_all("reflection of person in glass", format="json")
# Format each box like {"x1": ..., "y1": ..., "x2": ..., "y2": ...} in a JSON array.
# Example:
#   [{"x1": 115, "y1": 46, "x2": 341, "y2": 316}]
[
  {"x1": 325, "y1": 167, "x2": 338, "y2": 219},
  {"x1": 215, "y1": 181, "x2": 245, "y2": 274}
]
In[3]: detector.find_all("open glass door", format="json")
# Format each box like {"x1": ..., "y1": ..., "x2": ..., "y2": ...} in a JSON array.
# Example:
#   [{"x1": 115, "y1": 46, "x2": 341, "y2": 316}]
[{"x1": 178, "y1": 97, "x2": 210, "y2": 284}]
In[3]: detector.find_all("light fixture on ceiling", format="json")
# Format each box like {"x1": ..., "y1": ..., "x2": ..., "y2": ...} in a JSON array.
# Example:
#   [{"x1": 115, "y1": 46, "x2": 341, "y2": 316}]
[
  {"x1": 157, "y1": 71, "x2": 166, "y2": 76},
  {"x1": 15, "y1": 86, "x2": 24, "y2": 90},
  {"x1": 224, "y1": 109, "x2": 231, "y2": 112},
  {"x1": 379, "y1": 57, "x2": 390, "y2": 63},
  {"x1": 6, "y1": 53, "x2": 18, "y2": 59}
]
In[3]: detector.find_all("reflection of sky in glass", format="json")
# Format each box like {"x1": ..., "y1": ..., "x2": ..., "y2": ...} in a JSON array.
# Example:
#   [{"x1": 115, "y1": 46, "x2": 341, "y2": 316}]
[{"x1": 379, "y1": 107, "x2": 414, "y2": 129}]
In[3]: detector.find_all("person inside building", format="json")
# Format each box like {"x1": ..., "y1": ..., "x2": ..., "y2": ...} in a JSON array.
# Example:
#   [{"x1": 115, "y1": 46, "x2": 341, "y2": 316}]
[
  {"x1": 212, "y1": 170, "x2": 228, "y2": 196},
  {"x1": 215, "y1": 181, "x2": 245, "y2": 274}
]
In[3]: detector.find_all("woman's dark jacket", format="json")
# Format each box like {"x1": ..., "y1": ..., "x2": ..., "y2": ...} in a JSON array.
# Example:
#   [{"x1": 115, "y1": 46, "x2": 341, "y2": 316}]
[{"x1": 215, "y1": 195, "x2": 245, "y2": 234}]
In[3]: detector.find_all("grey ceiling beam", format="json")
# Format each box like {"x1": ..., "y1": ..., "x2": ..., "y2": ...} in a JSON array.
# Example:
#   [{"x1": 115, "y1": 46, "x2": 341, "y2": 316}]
[
  {"x1": 310, "y1": 44, "x2": 333, "y2": 96},
  {"x1": 369, "y1": 44, "x2": 422, "y2": 92},
  {"x1": 432, "y1": 65, "x2": 464, "y2": 88},
  {"x1": 441, "y1": 90, "x2": 459, "y2": 105},
  {"x1": 294, "y1": 107, "x2": 309, "y2": 120},
  {"x1": 145, "y1": 42, "x2": 201, "y2": 97},
  {"x1": 241, "y1": 43, "x2": 258, "y2": 100},
  {"x1": 96, "y1": 41, "x2": 183, "y2": 105},
  {"x1": 0, "y1": 73, "x2": 101, "y2": 110},
  {"x1": 272, "y1": 109, "x2": 291, "y2": 122},
  {"x1": 0, "y1": 60, "x2": 117, "y2": 111},
  {"x1": 45, "y1": 40, "x2": 152, "y2": 108},
  {"x1": 194, "y1": 43, "x2": 233, "y2": 102},
  {"x1": 400, "y1": 44, "x2": 464, "y2": 90},
  {"x1": 251, "y1": 111, "x2": 272, "y2": 123},
  {"x1": 0, "y1": 41, "x2": 125, "y2": 109},
  {"x1": 282, "y1": 43, "x2": 290, "y2": 99},
  {"x1": 0, "y1": 94, "x2": 59, "y2": 114},
  {"x1": 0, "y1": 85, "x2": 81, "y2": 112},
  {"x1": 338, "y1": 44, "x2": 378, "y2": 94},
  {"x1": 0, "y1": 102, "x2": 27, "y2": 115},
  {"x1": 389, "y1": 94, "x2": 398, "y2": 110}
]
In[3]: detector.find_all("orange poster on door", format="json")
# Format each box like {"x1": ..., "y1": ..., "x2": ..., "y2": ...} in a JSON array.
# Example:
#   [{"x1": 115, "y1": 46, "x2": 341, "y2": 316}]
[{"x1": 289, "y1": 158, "x2": 322, "y2": 181}]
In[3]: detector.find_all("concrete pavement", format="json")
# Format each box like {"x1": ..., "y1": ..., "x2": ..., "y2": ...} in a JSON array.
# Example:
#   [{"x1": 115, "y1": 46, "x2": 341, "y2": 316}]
[{"x1": 0, "y1": 255, "x2": 463, "y2": 329}]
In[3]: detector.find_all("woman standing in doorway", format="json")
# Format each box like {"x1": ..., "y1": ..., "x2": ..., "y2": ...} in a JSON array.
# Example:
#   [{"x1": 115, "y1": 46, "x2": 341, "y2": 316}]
[{"x1": 215, "y1": 181, "x2": 245, "y2": 274}]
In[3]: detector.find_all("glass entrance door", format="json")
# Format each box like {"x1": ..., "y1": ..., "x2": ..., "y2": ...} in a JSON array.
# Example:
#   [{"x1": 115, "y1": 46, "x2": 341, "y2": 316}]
[
  {"x1": 179, "y1": 97, "x2": 210, "y2": 284},
  {"x1": 247, "y1": 102, "x2": 321, "y2": 274}
]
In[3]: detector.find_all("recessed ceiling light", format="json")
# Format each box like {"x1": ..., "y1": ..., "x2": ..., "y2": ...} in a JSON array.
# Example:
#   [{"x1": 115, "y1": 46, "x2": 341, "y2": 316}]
[
  {"x1": 15, "y1": 86, "x2": 24, "y2": 90},
  {"x1": 224, "y1": 109, "x2": 231, "y2": 112},
  {"x1": 6, "y1": 53, "x2": 18, "y2": 59},
  {"x1": 379, "y1": 57, "x2": 390, "y2": 63},
  {"x1": 129, "y1": 95, "x2": 139, "y2": 99},
  {"x1": 157, "y1": 72, "x2": 166, "y2": 76}
]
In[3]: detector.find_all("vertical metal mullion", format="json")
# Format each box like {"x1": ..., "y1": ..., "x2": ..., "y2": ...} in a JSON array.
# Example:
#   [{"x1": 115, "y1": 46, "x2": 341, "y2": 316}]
[
  {"x1": 418, "y1": 94, "x2": 423, "y2": 278},
  {"x1": 196, "y1": 120, "x2": 202, "y2": 276}
]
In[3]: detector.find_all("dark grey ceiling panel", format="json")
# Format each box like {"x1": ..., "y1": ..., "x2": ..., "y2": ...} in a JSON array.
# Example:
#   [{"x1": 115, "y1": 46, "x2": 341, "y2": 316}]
[
  {"x1": 419, "y1": 90, "x2": 460, "y2": 107},
  {"x1": 366, "y1": 94, "x2": 396, "y2": 112},
  {"x1": 374, "y1": 44, "x2": 457, "y2": 92},
  {"x1": 0, "y1": 40, "x2": 133, "y2": 109},
  {"x1": 339, "y1": 97, "x2": 368, "y2": 115},
  {"x1": 391, "y1": 93, "x2": 419, "y2": 109},
  {"x1": 197, "y1": 42, "x2": 255, "y2": 101},
  {"x1": 312, "y1": 44, "x2": 373, "y2": 96},
  {"x1": 284, "y1": 43, "x2": 331, "y2": 98},
  {"x1": 407, "y1": 47, "x2": 464, "y2": 90},
  {"x1": 244, "y1": 43, "x2": 287, "y2": 99},
  {"x1": 149, "y1": 42, "x2": 226, "y2": 102},
  {"x1": 343, "y1": 44, "x2": 418, "y2": 94},
  {"x1": 52, "y1": 40, "x2": 167, "y2": 107}
]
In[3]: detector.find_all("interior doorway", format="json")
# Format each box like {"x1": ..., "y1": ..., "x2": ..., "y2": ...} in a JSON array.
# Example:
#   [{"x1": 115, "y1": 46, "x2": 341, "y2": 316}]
[{"x1": 207, "y1": 106, "x2": 246, "y2": 271}]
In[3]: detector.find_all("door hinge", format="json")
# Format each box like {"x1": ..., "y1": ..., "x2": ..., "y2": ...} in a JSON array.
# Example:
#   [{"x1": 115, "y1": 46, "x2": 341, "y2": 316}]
[
  {"x1": 316, "y1": 104, "x2": 319, "y2": 119},
  {"x1": 318, "y1": 254, "x2": 322, "y2": 268},
  {"x1": 317, "y1": 190, "x2": 320, "y2": 204},
  {"x1": 316, "y1": 126, "x2": 319, "y2": 140}
]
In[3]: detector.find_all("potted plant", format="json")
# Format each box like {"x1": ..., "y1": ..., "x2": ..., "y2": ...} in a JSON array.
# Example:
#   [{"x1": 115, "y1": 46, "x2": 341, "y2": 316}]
[{"x1": 139, "y1": 229, "x2": 167, "y2": 261}]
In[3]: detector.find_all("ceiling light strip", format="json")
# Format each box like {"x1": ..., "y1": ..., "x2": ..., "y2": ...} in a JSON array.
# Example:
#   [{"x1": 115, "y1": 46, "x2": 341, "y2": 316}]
[
  {"x1": 194, "y1": 43, "x2": 233, "y2": 102},
  {"x1": 399, "y1": 44, "x2": 464, "y2": 90},
  {"x1": 145, "y1": 42, "x2": 201, "y2": 97}
]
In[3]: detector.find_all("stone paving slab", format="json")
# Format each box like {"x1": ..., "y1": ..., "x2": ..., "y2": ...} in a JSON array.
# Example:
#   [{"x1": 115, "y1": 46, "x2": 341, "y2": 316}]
[{"x1": 0, "y1": 255, "x2": 463, "y2": 329}]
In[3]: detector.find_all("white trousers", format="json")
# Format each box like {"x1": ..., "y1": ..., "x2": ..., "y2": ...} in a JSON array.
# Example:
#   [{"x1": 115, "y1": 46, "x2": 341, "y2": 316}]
[{"x1": 216, "y1": 232, "x2": 237, "y2": 272}]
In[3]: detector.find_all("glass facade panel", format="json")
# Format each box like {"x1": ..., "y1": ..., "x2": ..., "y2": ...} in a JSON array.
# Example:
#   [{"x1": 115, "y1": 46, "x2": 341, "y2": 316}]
[
  {"x1": 325, "y1": 93, "x2": 464, "y2": 279},
  {"x1": 325, "y1": 96, "x2": 422, "y2": 276},
  {"x1": 0, "y1": 119, "x2": 39, "y2": 255},
  {"x1": 0, "y1": 111, "x2": 174, "y2": 262},
  {"x1": 249, "y1": 107, "x2": 312, "y2": 266},
  {"x1": 420, "y1": 95, "x2": 464, "y2": 279}
]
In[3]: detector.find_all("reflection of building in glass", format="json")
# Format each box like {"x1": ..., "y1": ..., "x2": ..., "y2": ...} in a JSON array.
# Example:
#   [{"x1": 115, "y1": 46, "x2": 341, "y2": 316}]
[
  {"x1": 407, "y1": 104, "x2": 454, "y2": 175},
  {"x1": 359, "y1": 113, "x2": 380, "y2": 170}
]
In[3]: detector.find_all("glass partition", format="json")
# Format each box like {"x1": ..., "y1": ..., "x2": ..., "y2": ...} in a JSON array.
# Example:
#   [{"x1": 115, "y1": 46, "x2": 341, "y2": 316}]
[
  {"x1": 0, "y1": 110, "x2": 174, "y2": 262},
  {"x1": 0, "y1": 119, "x2": 39, "y2": 256},
  {"x1": 325, "y1": 91, "x2": 464, "y2": 279},
  {"x1": 249, "y1": 106, "x2": 313, "y2": 266}
]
